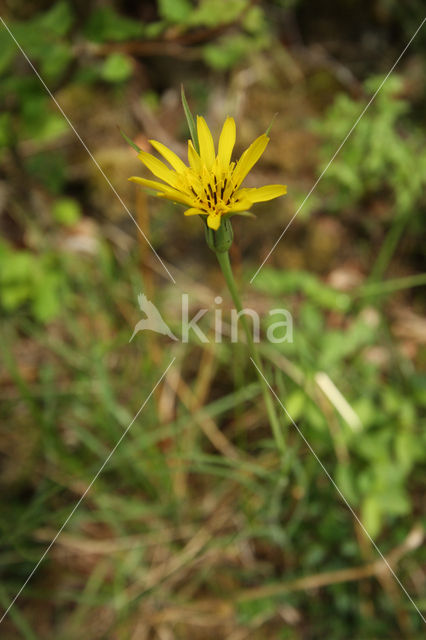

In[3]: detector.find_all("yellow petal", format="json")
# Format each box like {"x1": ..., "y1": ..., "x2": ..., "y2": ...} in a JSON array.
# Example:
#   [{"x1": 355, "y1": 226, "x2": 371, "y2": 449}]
[
  {"x1": 149, "y1": 140, "x2": 187, "y2": 173},
  {"x1": 228, "y1": 198, "x2": 253, "y2": 212},
  {"x1": 217, "y1": 117, "x2": 236, "y2": 168},
  {"x1": 184, "y1": 207, "x2": 205, "y2": 216},
  {"x1": 138, "y1": 151, "x2": 180, "y2": 188},
  {"x1": 197, "y1": 116, "x2": 215, "y2": 169},
  {"x1": 233, "y1": 134, "x2": 269, "y2": 188},
  {"x1": 129, "y1": 176, "x2": 172, "y2": 192},
  {"x1": 129, "y1": 176, "x2": 193, "y2": 206},
  {"x1": 237, "y1": 184, "x2": 287, "y2": 203},
  {"x1": 157, "y1": 192, "x2": 195, "y2": 206},
  {"x1": 188, "y1": 140, "x2": 202, "y2": 173},
  {"x1": 207, "y1": 213, "x2": 221, "y2": 230}
]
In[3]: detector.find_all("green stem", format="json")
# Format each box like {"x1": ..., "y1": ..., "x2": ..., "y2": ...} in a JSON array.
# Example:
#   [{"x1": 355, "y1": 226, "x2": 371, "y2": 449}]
[{"x1": 215, "y1": 250, "x2": 285, "y2": 453}]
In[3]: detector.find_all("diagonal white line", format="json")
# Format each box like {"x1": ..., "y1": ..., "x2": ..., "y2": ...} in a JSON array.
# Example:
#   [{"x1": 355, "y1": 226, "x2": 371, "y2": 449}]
[
  {"x1": 0, "y1": 358, "x2": 175, "y2": 625},
  {"x1": 0, "y1": 16, "x2": 176, "y2": 285},
  {"x1": 250, "y1": 357, "x2": 426, "y2": 623},
  {"x1": 250, "y1": 16, "x2": 426, "y2": 283}
]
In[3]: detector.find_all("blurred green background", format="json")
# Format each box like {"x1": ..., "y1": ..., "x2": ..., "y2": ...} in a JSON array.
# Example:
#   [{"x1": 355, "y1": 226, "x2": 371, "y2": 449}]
[{"x1": 0, "y1": 1, "x2": 425, "y2": 638}]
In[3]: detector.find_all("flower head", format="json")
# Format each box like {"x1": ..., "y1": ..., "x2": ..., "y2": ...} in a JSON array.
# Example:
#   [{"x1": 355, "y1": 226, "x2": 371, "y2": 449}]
[{"x1": 129, "y1": 116, "x2": 287, "y2": 230}]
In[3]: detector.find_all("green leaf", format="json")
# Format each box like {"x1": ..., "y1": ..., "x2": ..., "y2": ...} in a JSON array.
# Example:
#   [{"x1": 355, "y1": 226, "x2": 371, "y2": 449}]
[
  {"x1": 32, "y1": 271, "x2": 62, "y2": 322},
  {"x1": 144, "y1": 22, "x2": 166, "y2": 38},
  {"x1": 85, "y1": 7, "x2": 144, "y2": 43},
  {"x1": 158, "y1": 0, "x2": 192, "y2": 23},
  {"x1": 41, "y1": 42, "x2": 72, "y2": 81},
  {"x1": 25, "y1": 152, "x2": 67, "y2": 194},
  {"x1": 203, "y1": 33, "x2": 253, "y2": 70},
  {"x1": 237, "y1": 596, "x2": 276, "y2": 625},
  {"x1": 21, "y1": 95, "x2": 69, "y2": 143},
  {"x1": 243, "y1": 5, "x2": 265, "y2": 33},
  {"x1": 0, "y1": 250, "x2": 34, "y2": 310},
  {"x1": 0, "y1": 30, "x2": 17, "y2": 75},
  {"x1": 0, "y1": 250, "x2": 33, "y2": 283},
  {"x1": 35, "y1": 0, "x2": 74, "y2": 37},
  {"x1": 189, "y1": 0, "x2": 248, "y2": 28},
  {"x1": 9, "y1": 2, "x2": 74, "y2": 63},
  {"x1": 284, "y1": 390, "x2": 305, "y2": 422},
  {"x1": 361, "y1": 495, "x2": 382, "y2": 538},
  {"x1": 335, "y1": 464, "x2": 358, "y2": 504},
  {"x1": 181, "y1": 85, "x2": 199, "y2": 152},
  {"x1": 101, "y1": 53, "x2": 133, "y2": 83},
  {"x1": 52, "y1": 198, "x2": 81, "y2": 226},
  {"x1": 395, "y1": 432, "x2": 420, "y2": 472}
]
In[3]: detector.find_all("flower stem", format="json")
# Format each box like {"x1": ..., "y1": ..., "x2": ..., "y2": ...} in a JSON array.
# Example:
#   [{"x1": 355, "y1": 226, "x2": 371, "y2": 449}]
[{"x1": 215, "y1": 250, "x2": 285, "y2": 453}]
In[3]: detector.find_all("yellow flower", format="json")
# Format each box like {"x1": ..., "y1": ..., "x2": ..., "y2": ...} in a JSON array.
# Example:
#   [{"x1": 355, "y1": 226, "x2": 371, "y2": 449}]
[{"x1": 129, "y1": 116, "x2": 287, "y2": 230}]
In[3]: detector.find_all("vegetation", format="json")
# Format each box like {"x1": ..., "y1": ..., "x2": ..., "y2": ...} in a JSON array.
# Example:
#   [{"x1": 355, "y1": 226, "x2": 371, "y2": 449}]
[{"x1": 0, "y1": 1, "x2": 425, "y2": 638}]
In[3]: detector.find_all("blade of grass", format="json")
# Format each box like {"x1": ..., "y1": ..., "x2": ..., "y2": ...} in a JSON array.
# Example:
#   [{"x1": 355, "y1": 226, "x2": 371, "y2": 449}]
[
  {"x1": 357, "y1": 272, "x2": 426, "y2": 298},
  {"x1": 0, "y1": 587, "x2": 41, "y2": 640},
  {"x1": 119, "y1": 127, "x2": 142, "y2": 153},
  {"x1": 181, "y1": 85, "x2": 199, "y2": 153}
]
